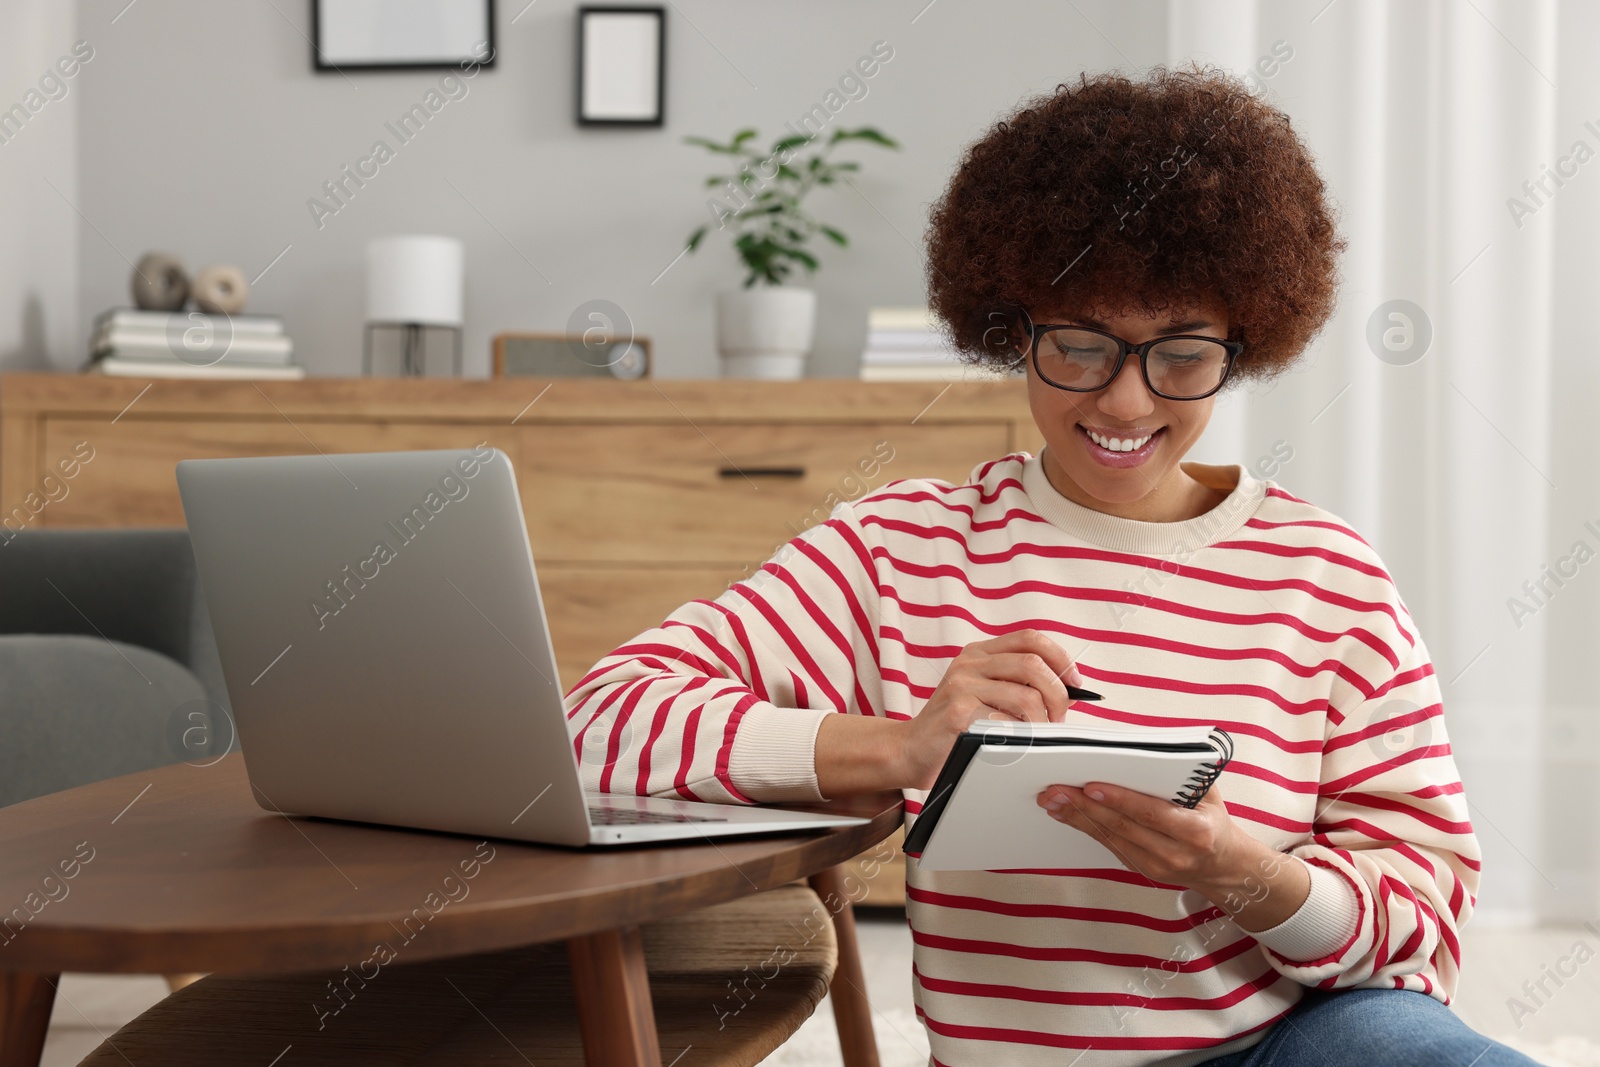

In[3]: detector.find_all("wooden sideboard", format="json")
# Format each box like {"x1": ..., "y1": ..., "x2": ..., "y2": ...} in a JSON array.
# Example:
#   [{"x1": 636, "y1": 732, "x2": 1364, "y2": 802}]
[{"x1": 1, "y1": 373, "x2": 1042, "y2": 904}]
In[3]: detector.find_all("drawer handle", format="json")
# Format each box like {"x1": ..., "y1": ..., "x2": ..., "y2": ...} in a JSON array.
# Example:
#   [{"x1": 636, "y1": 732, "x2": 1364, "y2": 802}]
[{"x1": 720, "y1": 466, "x2": 806, "y2": 478}]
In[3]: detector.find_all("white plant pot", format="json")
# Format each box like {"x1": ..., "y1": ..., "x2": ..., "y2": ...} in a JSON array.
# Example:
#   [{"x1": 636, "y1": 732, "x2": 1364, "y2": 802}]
[{"x1": 715, "y1": 287, "x2": 817, "y2": 380}]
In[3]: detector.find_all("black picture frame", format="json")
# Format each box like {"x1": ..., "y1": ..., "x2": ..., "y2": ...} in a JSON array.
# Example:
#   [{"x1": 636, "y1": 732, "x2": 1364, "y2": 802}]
[
  {"x1": 576, "y1": 6, "x2": 666, "y2": 127},
  {"x1": 312, "y1": 0, "x2": 497, "y2": 73}
]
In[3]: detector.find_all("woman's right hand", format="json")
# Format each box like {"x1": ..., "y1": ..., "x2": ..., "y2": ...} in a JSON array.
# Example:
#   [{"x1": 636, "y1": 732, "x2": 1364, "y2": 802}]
[{"x1": 896, "y1": 629, "x2": 1085, "y2": 791}]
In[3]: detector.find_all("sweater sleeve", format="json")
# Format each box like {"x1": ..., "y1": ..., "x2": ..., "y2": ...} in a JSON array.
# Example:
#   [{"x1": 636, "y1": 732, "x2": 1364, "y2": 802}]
[
  {"x1": 1256, "y1": 631, "x2": 1481, "y2": 1002},
  {"x1": 560, "y1": 503, "x2": 885, "y2": 804},
  {"x1": 1245, "y1": 858, "x2": 1363, "y2": 962}
]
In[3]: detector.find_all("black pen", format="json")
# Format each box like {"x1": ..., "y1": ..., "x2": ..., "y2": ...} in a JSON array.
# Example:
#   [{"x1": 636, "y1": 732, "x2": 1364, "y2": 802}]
[{"x1": 1067, "y1": 685, "x2": 1102, "y2": 702}]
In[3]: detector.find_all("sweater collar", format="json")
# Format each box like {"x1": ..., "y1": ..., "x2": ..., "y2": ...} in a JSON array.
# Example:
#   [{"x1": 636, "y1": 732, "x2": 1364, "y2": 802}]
[{"x1": 1020, "y1": 451, "x2": 1267, "y2": 555}]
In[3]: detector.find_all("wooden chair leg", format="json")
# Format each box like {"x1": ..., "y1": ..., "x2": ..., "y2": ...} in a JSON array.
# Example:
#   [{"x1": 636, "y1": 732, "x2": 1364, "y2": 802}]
[
  {"x1": 567, "y1": 925, "x2": 663, "y2": 1067},
  {"x1": 0, "y1": 971, "x2": 57, "y2": 1067},
  {"x1": 809, "y1": 865, "x2": 881, "y2": 1067}
]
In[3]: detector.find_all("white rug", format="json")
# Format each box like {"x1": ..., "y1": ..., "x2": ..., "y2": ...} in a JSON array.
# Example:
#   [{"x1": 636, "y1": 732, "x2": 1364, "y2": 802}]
[
  {"x1": 760, "y1": 1003, "x2": 929, "y2": 1067},
  {"x1": 759, "y1": 1004, "x2": 1600, "y2": 1067},
  {"x1": 1491, "y1": 1035, "x2": 1600, "y2": 1067}
]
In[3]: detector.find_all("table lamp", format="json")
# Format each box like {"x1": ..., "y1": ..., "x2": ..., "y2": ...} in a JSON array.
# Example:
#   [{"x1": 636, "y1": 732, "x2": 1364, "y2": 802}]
[{"x1": 363, "y1": 235, "x2": 464, "y2": 376}]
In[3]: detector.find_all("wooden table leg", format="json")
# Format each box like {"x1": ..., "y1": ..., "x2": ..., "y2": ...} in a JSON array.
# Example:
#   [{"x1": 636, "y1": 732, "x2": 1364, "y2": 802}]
[
  {"x1": 809, "y1": 865, "x2": 882, "y2": 1067},
  {"x1": 0, "y1": 972, "x2": 57, "y2": 1067},
  {"x1": 567, "y1": 925, "x2": 663, "y2": 1067}
]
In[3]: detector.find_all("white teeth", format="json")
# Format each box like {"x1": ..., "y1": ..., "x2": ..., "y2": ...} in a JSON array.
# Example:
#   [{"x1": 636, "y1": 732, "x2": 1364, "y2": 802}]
[{"x1": 1086, "y1": 428, "x2": 1154, "y2": 452}]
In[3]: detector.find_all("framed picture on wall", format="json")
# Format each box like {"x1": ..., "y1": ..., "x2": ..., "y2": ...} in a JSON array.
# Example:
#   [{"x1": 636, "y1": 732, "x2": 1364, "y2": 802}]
[
  {"x1": 313, "y1": 0, "x2": 497, "y2": 72},
  {"x1": 576, "y1": 6, "x2": 666, "y2": 127}
]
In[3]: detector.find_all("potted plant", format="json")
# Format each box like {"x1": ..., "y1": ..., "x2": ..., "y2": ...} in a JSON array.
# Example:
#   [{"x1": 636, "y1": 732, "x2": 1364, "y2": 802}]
[{"x1": 684, "y1": 125, "x2": 899, "y2": 379}]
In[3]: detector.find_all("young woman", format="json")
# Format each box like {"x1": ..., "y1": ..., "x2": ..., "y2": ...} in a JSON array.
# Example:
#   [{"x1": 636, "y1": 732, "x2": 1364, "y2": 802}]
[{"x1": 566, "y1": 66, "x2": 1537, "y2": 1066}]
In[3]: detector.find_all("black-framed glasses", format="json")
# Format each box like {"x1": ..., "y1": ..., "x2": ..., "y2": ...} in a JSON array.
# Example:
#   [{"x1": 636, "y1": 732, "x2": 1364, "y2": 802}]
[{"x1": 1021, "y1": 318, "x2": 1243, "y2": 401}]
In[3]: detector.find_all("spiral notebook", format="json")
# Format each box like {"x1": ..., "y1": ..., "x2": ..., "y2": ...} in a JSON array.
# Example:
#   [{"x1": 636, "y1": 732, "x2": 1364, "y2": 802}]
[{"x1": 902, "y1": 720, "x2": 1234, "y2": 871}]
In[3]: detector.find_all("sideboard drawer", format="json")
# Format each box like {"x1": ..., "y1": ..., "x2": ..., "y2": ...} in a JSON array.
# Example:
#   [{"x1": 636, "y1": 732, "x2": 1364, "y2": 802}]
[
  {"x1": 515, "y1": 421, "x2": 1009, "y2": 565},
  {"x1": 34, "y1": 419, "x2": 518, "y2": 527}
]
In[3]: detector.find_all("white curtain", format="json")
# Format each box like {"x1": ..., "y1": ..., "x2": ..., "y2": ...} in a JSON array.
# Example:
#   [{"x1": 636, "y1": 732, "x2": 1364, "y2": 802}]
[{"x1": 1171, "y1": 0, "x2": 1594, "y2": 925}]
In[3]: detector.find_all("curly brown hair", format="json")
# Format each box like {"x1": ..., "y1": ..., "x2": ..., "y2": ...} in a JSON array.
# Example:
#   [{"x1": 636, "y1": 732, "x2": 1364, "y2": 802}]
[{"x1": 925, "y1": 64, "x2": 1345, "y2": 383}]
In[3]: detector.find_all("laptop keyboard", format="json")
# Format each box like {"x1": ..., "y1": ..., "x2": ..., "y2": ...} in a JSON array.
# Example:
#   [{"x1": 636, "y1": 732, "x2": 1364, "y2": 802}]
[{"x1": 588, "y1": 806, "x2": 729, "y2": 825}]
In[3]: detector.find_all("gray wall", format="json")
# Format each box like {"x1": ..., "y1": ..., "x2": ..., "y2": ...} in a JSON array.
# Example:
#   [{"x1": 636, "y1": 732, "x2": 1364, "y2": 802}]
[
  {"x1": 0, "y1": 1, "x2": 80, "y2": 372},
  {"x1": 60, "y1": 0, "x2": 1168, "y2": 377}
]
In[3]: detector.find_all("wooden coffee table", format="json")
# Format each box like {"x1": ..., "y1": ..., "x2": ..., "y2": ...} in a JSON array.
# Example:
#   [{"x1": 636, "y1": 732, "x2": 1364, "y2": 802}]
[{"x1": 0, "y1": 754, "x2": 903, "y2": 1067}]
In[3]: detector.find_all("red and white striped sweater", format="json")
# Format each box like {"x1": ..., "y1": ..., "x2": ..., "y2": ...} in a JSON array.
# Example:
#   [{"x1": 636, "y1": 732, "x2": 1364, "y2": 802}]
[{"x1": 563, "y1": 451, "x2": 1481, "y2": 1067}]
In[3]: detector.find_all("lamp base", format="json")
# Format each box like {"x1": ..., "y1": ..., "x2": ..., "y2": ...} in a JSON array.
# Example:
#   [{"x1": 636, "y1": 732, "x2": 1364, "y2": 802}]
[{"x1": 363, "y1": 323, "x2": 463, "y2": 377}]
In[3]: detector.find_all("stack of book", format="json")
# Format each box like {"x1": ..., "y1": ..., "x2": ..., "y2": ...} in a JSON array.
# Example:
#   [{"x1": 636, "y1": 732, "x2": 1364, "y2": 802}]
[
  {"x1": 87, "y1": 308, "x2": 306, "y2": 380},
  {"x1": 858, "y1": 306, "x2": 1016, "y2": 382}
]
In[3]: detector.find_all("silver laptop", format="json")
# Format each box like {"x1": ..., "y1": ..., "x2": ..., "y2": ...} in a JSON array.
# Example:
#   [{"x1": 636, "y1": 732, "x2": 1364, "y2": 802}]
[{"x1": 176, "y1": 447, "x2": 866, "y2": 846}]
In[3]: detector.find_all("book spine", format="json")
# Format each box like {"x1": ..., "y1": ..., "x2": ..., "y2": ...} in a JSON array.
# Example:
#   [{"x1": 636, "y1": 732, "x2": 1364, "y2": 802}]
[
  {"x1": 867, "y1": 310, "x2": 934, "y2": 331},
  {"x1": 864, "y1": 330, "x2": 949, "y2": 349},
  {"x1": 862, "y1": 358, "x2": 962, "y2": 368},
  {"x1": 93, "y1": 342, "x2": 294, "y2": 363},
  {"x1": 95, "y1": 309, "x2": 285, "y2": 334}
]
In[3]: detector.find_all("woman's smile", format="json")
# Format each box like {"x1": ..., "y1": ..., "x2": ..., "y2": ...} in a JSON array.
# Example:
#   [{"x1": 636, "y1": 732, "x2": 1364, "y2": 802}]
[{"x1": 1077, "y1": 422, "x2": 1166, "y2": 467}]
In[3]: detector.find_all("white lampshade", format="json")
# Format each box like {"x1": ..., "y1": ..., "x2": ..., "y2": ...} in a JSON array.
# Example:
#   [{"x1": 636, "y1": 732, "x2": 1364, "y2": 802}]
[{"x1": 366, "y1": 235, "x2": 464, "y2": 326}]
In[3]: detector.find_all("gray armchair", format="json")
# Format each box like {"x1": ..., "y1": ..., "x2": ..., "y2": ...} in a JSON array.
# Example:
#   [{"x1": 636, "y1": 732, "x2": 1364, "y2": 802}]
[{"x1": 0, "y1": 528, "x2": 231, "y2": 809}]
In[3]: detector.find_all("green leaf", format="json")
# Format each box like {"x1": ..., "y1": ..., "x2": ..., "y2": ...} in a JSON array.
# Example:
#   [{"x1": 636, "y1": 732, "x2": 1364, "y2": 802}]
[
  {"x1": 833, "y1": 161, "x2": 861, "y2": 171},
  {"x1": 684, "y1": 135, "x2": 739, "y2": 154},
  {"x1": 829, "y1": 127, "x2": 900, "y2": 149},
  {"x1": 686, "y1": 226, "x2": 708, "y2": 251},
  {"x1": 771, "y1": 134, "x2": 813, "y2": 154},
  {"x1": 704, "y1": 176, "x2": 730, "y2": 188},
  {"x1": 776, "y1": 164, "x2": 802, "y2": 182},
  {"x1": 731, "y1": 128, "x2": 759, "y2": 147},
  {"x1": 820, "y1": 225, "x2": 848, "y2": 247},
  {"x1": 776, "y1": 247, "x2": 820, "y2": 270}
]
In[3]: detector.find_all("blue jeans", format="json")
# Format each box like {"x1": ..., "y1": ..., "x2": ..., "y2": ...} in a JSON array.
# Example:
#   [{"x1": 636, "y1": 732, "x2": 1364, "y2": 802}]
[{"x1": 1192, "y1": 987, "x2": 1542, "y2": 1067}]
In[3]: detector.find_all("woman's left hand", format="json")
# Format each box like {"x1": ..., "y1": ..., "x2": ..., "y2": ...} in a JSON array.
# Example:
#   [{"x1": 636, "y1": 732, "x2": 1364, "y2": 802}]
[{"x1": 1035, "y1": 780, "x2": 1253, "y2": 890}]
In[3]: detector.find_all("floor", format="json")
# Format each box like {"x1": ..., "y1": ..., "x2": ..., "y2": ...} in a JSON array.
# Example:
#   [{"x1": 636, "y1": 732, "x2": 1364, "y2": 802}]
[{"x1": 38, "y1": 915, "x2": 1600, "y2": 1066}]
